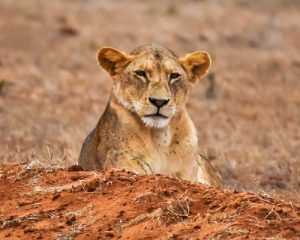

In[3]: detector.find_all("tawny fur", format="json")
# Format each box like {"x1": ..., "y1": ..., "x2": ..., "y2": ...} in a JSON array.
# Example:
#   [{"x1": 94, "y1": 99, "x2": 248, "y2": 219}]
[{"x1": 78, "y1": 44, "x2": 222, "y2": 187}]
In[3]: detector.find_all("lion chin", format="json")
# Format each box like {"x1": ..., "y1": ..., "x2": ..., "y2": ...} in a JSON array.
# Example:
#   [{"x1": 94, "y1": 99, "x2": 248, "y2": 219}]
[{"x1": 141, "y1": 116, "x2": 170, "y2": 129}]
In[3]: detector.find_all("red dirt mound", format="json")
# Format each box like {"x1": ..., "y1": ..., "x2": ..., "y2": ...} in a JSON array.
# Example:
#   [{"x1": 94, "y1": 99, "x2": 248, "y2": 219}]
[{"x1": 0, "y1": 163, "x2": 299, "y2": 239}]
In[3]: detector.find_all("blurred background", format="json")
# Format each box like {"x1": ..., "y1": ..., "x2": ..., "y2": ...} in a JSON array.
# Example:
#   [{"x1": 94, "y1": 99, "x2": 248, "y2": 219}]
[{"x1": 0, "y1": 0, "x2": 299, "y2": 201}]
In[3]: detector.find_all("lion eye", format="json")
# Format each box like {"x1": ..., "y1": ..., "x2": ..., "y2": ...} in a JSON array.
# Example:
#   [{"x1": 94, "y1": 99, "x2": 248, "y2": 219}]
[
  {"x1": 135, "y1": 70, "x2": 147, "y2": 78},
  {"x1": 169, "y1": 72, "x2": 180, "y2": 83}
]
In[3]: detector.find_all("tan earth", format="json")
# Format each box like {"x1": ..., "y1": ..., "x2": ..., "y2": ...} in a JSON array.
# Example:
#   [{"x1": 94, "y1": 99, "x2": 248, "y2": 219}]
[{"x1": 1, "y1": 0, "x2": 300, "y2": 239}]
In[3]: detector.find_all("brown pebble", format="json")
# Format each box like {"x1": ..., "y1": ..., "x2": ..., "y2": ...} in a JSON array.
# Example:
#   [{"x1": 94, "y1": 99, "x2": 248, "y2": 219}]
[
  {"x1": 65, "y1": 214, "x2": 76, "y2": 225},
  {"x1": 67, "y1": 165, "x2": 84, "y2": 172},
  {"x1": 24, "y1": 227, "x2": 36, "y2": 233},
  {"x1": 52, "y1": 192, "x2": 61, "y2": 201},
  {"x1": 105, "y1": 231, "x2": 114, "y2": 237},
  {"x1": 193, "y1": 225, "x2": 201, "y2": 230}
]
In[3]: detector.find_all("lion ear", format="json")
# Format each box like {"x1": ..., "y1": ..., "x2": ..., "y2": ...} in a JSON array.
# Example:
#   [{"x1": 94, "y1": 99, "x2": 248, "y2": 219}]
[
  {"x1": 179, "y1": 51, "x2": 211, "y2": 84},
  {"x1": 97, "y1": 47, "x2": 131, "y2": 77}
]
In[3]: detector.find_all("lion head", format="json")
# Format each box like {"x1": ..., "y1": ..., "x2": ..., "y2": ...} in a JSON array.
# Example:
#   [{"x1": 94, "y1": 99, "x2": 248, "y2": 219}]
[{"x1": 97, "y1": 44, "x2": 211, "y2": 128}]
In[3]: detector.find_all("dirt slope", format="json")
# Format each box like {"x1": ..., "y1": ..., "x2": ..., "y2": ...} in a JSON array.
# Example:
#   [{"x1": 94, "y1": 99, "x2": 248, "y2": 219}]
[{"x1": 0, "y1": 163, "x2": 299, "y2": 240}]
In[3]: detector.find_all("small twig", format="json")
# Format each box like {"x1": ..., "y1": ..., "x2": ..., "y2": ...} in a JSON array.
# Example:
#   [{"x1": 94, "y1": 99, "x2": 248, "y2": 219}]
[
  {"x1": 289, "y1": 201, "x2": 295, "y2": 213},
  {"x1": 265, "y1": 205, "x2": 275, "y2": 220},
  {"x1": 264, "y1": 205, "x2": 282, "y2": 221},
  {"x1": 46, "y1": 145, "x2": 54, "y2": 165}
]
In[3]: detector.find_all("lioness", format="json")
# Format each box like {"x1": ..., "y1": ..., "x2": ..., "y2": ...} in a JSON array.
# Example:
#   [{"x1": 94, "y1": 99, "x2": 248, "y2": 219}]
[{"x1": 78, "y1": 44, "x2": 222, "y2": 187}]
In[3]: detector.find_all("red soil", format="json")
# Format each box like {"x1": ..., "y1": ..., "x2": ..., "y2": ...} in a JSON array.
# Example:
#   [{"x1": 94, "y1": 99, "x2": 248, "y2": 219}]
[{"x1": 0, "y1": 163, "x2": 299, "y2": 239}]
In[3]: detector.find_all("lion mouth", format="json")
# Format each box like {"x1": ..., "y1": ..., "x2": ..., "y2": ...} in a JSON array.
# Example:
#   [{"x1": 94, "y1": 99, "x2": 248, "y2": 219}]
[
  {"x1": 141, "y1": 114, "x2": 170, "y2": 129},
  {"x1": 144, "y1": 113, "x2": 168, "y2": 119}
]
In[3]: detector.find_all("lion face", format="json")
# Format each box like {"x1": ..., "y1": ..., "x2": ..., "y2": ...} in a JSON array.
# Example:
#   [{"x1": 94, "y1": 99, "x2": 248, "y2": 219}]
[{"x1": 98, "y1": 44, "x2": 211, "y2": 128}]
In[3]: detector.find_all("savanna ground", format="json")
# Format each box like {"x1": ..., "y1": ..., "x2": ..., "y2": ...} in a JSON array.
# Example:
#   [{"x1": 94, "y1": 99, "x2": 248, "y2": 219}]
[{"x1": 0, "y1": 0, "x2": 300, "y2": 239}]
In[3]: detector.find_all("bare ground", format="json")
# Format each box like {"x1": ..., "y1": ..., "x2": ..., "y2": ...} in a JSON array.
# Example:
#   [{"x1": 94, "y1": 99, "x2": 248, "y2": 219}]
[{"x1": 0, "y1": 163, "x2": 300, "y2": 239}]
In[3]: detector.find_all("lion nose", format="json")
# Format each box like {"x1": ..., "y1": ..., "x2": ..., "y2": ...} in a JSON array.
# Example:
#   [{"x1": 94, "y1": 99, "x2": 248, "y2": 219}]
[{"x1": 149, "y1": 98, "x2": 169, "y2": 108}]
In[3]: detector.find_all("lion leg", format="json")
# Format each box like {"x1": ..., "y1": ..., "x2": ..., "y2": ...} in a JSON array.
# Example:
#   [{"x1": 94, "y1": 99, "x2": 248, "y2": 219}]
[
  {"x1": 78, "y1": 129, "x2": 102, "y2": 171},
  {"x1": 196, "y1": 155, "x2": 223, "y2": 187},
  {"x1": 104, "y1": 150, "x2": 153, "y2": 175}
]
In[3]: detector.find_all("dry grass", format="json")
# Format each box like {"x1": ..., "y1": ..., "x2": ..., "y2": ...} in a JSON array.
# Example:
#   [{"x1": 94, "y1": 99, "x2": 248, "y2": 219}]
[
  {"x1": 162, "y1": 196, "x2": 192, "y2": 223},
  {"x1": 56, "y1": 205, "x2": 99, "y2": 240},
  {"x1": 0, "y1": 0, "x2": 299, "y2": 201}
]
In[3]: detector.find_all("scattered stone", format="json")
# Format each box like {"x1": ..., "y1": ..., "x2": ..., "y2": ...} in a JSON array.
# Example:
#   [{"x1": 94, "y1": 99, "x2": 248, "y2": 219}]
[
  {"x1": 52, "y1": 192, "x2": 61, "y2": 201},
  {"x1": 65, "y1": 214, "x2": 76, "y2": 225},
  {"x1": 67, "y1": 165, "x2": 84, "y2": 172},
  {"x1": 105, "y1": 231, "x2": 114, "y2": 237},
  {"x1": 24, "y1": 227, "x2": 36, "y2": 233}
]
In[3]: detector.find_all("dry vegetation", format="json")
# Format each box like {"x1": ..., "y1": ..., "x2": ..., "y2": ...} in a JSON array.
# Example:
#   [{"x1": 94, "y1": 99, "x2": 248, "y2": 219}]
[{"x1": 0, "y1": 1, "x2": 300, "y2": 235}]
